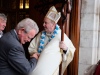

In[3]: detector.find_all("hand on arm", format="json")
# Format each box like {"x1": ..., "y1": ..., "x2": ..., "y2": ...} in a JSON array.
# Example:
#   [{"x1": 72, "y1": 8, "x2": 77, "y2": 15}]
[{"x1": 30, "y1": 52, "x2": 40, "y2": 59}]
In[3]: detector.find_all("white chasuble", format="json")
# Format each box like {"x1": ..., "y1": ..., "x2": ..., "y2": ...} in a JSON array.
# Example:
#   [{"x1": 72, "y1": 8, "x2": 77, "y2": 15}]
[{"x1": 28, "y1": 30, "x2": 76, "y2": 75}]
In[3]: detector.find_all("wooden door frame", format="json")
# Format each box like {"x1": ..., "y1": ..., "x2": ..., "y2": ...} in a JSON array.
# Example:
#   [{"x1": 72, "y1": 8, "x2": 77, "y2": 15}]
[{"x1": 65, "y1": 0, "x2": 81, "y2": 75}]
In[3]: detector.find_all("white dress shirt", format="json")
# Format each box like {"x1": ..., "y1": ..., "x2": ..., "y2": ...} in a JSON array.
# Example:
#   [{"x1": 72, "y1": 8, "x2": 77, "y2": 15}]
[{"x1": 0, "y1": 31, "x2": 3, "y2": 38}]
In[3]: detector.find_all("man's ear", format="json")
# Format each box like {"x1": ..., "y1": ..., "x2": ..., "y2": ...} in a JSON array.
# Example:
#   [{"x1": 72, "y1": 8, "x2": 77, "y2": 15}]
[{"x1": 18, "y1": 28, "x2": 25, "y2": 34}]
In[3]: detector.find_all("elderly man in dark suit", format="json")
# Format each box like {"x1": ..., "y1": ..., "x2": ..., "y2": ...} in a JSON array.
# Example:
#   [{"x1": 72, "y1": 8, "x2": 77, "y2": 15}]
[{"x1": 0, "y1": 18, "x2": 39, "y2": 75}]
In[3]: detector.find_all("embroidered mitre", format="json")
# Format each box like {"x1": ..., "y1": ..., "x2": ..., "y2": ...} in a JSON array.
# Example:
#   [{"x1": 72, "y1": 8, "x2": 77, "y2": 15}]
[{"x1": 45, "y1": 6, "x2": 61, "y2": 23}]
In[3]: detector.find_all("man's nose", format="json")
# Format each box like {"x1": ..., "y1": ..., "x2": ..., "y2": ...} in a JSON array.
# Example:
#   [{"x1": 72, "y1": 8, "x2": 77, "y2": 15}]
[{"x1": 43, "y1": 23, "x2": 45, "y2": 27}]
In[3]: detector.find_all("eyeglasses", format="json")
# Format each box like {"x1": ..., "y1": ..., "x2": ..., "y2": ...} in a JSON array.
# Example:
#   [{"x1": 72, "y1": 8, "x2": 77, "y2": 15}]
[
  {"x1": 26, "y1": 34, "x2": 32, "y2": 41},
  {"x1": 23, "y1": 30, "x2": 32, "y2": 40}
]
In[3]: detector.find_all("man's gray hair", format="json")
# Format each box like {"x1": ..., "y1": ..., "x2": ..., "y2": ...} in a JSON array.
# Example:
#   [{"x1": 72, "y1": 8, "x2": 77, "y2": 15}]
[
  {"x1": 0, "y1": 13, "x2": 7, "y2": 21},
  {"x1": 16, "y1": 18, "x2": 39, "y2": 34}
]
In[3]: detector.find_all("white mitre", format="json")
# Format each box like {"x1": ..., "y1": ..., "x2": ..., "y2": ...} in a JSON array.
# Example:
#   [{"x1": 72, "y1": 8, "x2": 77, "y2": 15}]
[{"x1": 45, "y1": 6, "x2": 61, "y2": 23}]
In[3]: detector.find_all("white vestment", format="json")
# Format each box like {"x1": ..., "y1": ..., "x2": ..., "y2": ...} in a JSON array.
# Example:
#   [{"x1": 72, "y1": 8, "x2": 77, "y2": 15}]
[{"x1": 28, "y1": 29, "x2": 75, "y2": 75}]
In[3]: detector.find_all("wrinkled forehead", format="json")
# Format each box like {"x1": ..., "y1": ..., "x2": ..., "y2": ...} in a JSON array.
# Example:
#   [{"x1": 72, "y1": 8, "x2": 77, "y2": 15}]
[
  {"x1": 44, "y1": 17, "x2": 55, "y2": 23},
  {"x1": 44, "y1": 17, "x2": 50, "y2": 21}
]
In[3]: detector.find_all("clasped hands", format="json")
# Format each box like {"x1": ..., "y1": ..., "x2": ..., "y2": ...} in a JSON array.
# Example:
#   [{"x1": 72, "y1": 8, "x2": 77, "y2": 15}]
[{"x1": 30, "y1": 52, "x2": 40, "y2": 59}]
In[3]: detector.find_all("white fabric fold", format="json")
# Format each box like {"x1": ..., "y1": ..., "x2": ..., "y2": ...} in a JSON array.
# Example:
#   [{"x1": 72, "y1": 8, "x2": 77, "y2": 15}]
[{"x1": 29, "y1": 29, "x2": 76, "y2": 75}]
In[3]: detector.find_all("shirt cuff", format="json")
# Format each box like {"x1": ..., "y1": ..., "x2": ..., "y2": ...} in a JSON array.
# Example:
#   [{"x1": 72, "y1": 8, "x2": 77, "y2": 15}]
[{"x1": 63, "y1": 50, "x2": 67, "y2": 54}]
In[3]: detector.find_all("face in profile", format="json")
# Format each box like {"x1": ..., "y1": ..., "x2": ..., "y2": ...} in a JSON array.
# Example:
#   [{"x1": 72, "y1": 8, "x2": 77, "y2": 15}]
[
  {"x1": 18, "y1": 29, "x2": 36, "y2": 44},
  {"x1": 43, "y1": 17, "x2": 55, "y2": 33},
  {"x1": 0, "y1": 18, "x2": 7, "y2": 31}
]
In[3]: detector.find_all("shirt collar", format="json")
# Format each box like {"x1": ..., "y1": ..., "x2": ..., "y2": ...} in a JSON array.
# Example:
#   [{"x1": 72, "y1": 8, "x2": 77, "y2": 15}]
[
  {"x1": 14, "y1": 29, "x2": 19, "y2": 40},
  {"x1": 0, "y1": 31, "x2": 3, "y2": 38}
]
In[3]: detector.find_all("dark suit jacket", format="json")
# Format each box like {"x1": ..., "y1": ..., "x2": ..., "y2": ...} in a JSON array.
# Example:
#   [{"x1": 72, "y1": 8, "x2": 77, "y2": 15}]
[{"x1": 0, "y1": 29, "x2": 37, "y2": 75}]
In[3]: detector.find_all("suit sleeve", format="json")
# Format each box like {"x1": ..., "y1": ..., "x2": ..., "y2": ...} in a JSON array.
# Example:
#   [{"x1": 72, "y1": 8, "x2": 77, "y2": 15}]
[{"x1": 7, "y1": 46, "x2": 37, "y2": 75}]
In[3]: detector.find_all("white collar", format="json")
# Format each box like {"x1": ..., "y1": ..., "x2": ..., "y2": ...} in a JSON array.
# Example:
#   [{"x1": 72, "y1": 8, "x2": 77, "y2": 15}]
[{"x1": 0, "y1": 31, "x2": 3, "y2": 38}]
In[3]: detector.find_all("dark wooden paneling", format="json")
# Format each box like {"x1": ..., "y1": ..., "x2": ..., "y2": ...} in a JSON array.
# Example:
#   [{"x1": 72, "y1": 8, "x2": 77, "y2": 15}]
[{"x1": 29, "y1": 0, "x2": 45, "y2": 32}]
